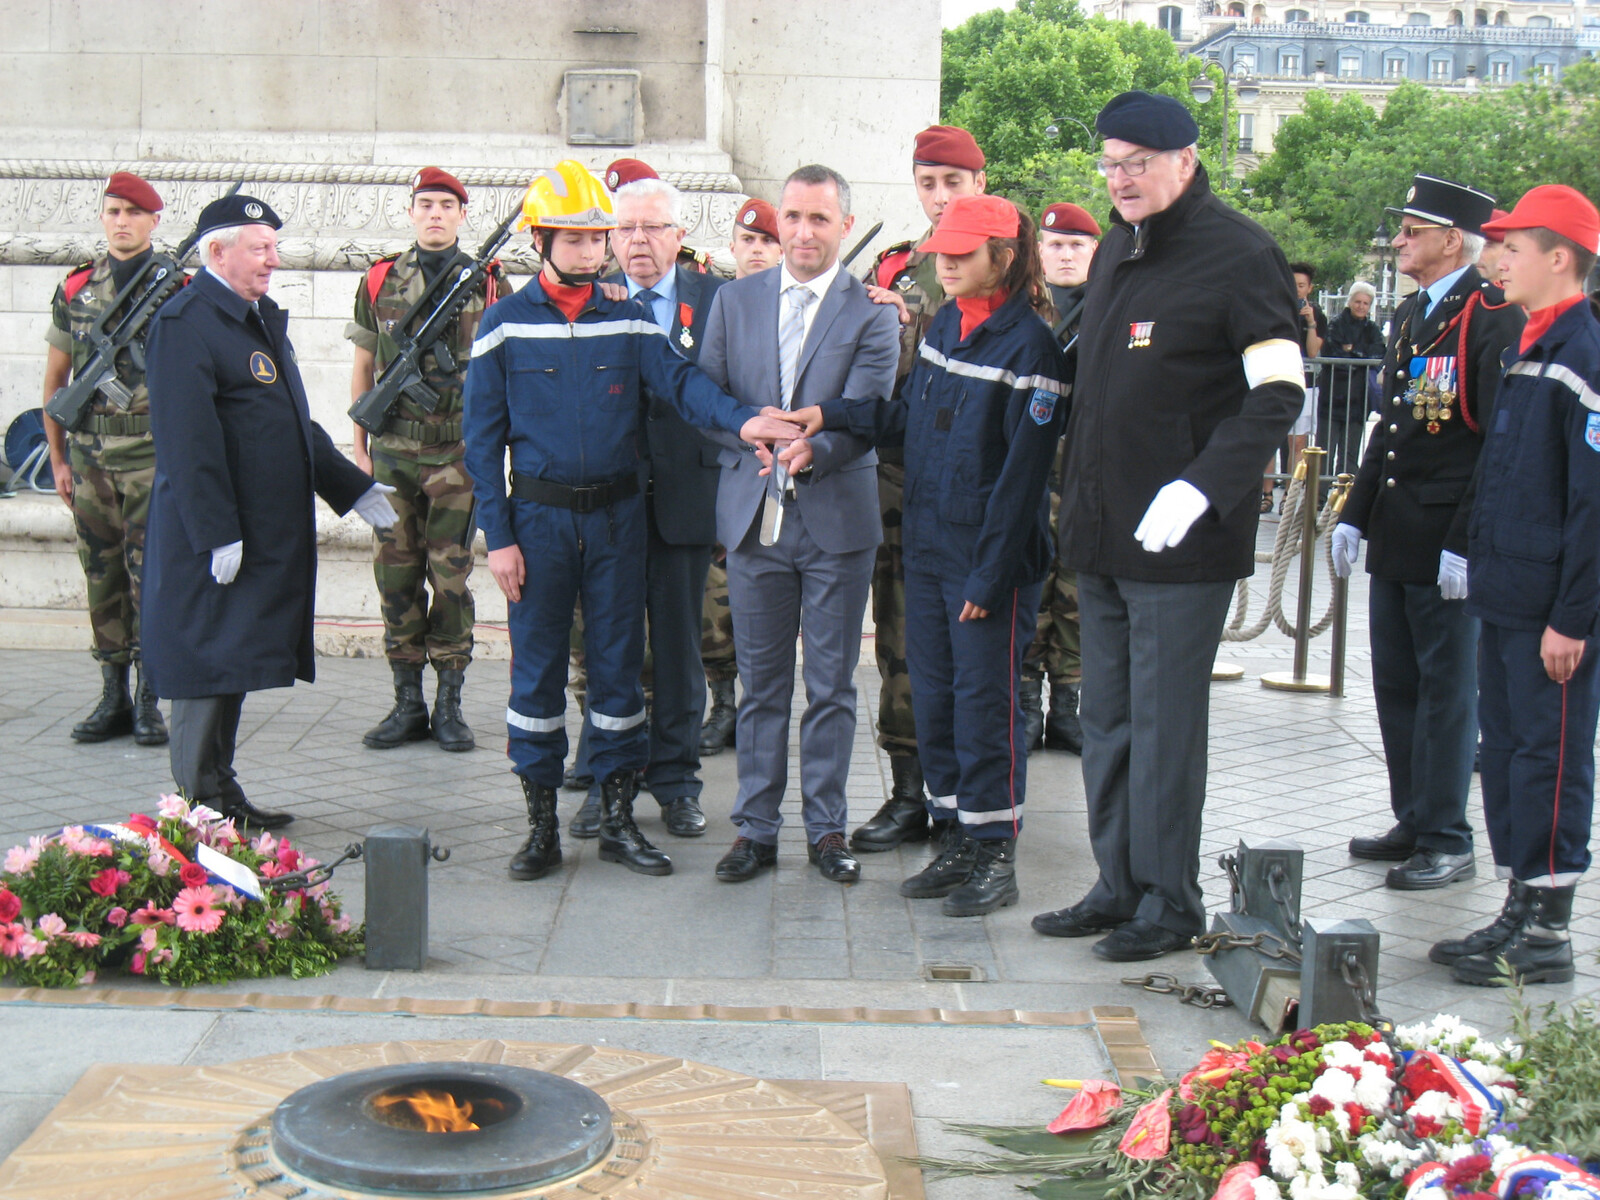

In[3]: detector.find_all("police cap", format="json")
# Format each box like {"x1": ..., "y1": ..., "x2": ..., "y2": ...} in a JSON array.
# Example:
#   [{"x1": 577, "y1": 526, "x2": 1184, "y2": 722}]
[
  {"x1": 1387, "y1": 175, "x2": 1495, "y2": 236},
  {"x1": 1095, "y1": 90, "x2": 1199, "y2": 150},
  {"x1": 195, "y1": 193, "x2": 283, "y2": 241},
  {"x1": 104, "y1": 171, "x2": 163, "y2": 213},
  {"x1": 411, "y1": 166, "x2": 468, "y2": 205}
]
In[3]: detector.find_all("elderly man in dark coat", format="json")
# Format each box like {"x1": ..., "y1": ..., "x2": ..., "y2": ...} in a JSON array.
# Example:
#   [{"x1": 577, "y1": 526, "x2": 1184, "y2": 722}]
[{"x1": 142, "y1": 194, "x2": 396, "y2": 829}]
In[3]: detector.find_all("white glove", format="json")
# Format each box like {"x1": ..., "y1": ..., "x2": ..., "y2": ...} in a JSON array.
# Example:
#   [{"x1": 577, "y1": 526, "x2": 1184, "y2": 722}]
[
  {"x1": 1331, "y1": 523, "x2": 1361, "y2": 579},
  {"x1": 1438, "y1": 550, "x2": 1469, "y2": 600},
  {"x1": 353, "y1": 482, "x2": 398, "y2": 530},
  {"x1": 211, "y1": 540, "x2": 243, "y2": 585},
  {"x1": 1133, "y1": 480, "x2": 1210, "y2": 553}
]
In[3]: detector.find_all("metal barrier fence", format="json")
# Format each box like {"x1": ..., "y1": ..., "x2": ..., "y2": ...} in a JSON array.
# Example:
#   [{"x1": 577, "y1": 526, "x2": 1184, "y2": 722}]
[{"x1": 1263, "y1": 355, "x2": 1385, "y2": 486}]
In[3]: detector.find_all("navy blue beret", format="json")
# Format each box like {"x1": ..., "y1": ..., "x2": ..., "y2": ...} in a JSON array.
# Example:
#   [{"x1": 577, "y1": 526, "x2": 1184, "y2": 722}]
[
  {"x1": 1095, "y1": 91, "x2": 1199, "y2": 151},
  {"x1": 194, "y1": 193, "x2": 282, "y2": 240}
]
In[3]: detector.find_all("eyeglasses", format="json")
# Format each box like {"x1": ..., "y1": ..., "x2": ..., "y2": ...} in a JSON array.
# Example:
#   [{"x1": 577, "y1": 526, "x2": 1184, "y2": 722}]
[
  {"x1": 1395, "y1": 222, "x2": 1446, "y2": 239},
  {"x1": 1095, "y1": 150, "x2": 1174, "y2": 178},
  {"x1": 614, "y1": 223, "x2": 678, "y2": 240}
]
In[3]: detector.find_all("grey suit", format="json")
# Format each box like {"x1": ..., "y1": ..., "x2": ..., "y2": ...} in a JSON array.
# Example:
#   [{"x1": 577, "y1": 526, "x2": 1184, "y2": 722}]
[{"x1": 697, "y1": 266, "x2": 899, "y2": 843}]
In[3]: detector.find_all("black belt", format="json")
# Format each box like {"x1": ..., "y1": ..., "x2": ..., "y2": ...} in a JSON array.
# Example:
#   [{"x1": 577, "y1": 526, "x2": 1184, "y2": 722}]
[
  {"x1": 83, "y1": 413, "x2": 151, "y2": 436},
  {"x1": 510, "y1": 471, "x2": 638, "y2": 513},
  {"x1": 383, "y1": 418, "x2": 462, "y2": 445}
]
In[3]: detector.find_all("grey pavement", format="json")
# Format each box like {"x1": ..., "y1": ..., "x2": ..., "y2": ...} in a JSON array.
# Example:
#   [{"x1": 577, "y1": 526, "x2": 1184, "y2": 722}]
[{"x1": 2, "y1": 515, "x2": 1597, "y2": 1194}]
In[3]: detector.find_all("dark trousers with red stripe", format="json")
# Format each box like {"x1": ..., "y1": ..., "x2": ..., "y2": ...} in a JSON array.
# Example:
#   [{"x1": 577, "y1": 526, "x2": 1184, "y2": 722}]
[
  {"x1": 904, "y1": 570, "x2": 1040, "y2": 842},
  {"x1": 1479, "y1": 621, "x2": 1600, "y2": 886}
]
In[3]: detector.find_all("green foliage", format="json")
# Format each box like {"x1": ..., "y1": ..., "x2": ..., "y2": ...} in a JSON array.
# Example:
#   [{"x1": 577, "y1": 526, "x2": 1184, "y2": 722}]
[{"x1": 1512, "y1": 988, "x2": 1600, "y2": 1162}]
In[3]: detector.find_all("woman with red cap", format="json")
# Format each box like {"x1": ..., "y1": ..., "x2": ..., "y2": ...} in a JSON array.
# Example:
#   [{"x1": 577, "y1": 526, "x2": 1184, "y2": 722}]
[{"x1": 781, "y1": 194, "x2": 1068, "y2": 916}]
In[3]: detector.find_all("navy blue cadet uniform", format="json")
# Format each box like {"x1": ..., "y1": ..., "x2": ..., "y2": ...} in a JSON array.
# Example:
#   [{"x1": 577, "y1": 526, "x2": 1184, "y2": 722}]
[
  {"x1": 819, "y1": 289, "x2": 1068, "y2": 838},
  {"x1": 1467, "y1": 297, "x2": 1600, "y2": 886},
  {"x1": 461, "y1": 277, "x2": 753, "y2": 789}
]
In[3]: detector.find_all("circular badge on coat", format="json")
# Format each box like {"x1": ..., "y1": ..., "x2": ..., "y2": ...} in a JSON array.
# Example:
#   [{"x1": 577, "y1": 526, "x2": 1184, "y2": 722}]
[{"x1": 249, "y1": 351, "x2": 277, "y2": 383}]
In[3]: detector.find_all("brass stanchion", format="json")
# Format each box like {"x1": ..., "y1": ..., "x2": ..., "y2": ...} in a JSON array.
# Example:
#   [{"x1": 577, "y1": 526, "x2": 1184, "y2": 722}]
[
  {"x1": 1262, "y1": 448, "x2": 1331, "y2": 693},
  {"x1": 1328, "y1": 473, "x2": 1353, "y2": 699}
]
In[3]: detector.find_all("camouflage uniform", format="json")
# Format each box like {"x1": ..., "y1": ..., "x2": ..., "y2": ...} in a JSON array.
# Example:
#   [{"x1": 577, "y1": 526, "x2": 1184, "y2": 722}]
[
  {"x1": 46, "y1": 256, "x2": 157, "y2": 666},
  {"x1": 700, "y1": 547, "x2": 736, "y2": 684},
  {"x1": 1022, "y1": 441, "x2": 1082, "y2": 687},
  {"x1": 870, "y1": 234, "x2": 945, "y2": 756},
  {"x1": 346, "y1": 248, "x2": 508, "y2": 670}
]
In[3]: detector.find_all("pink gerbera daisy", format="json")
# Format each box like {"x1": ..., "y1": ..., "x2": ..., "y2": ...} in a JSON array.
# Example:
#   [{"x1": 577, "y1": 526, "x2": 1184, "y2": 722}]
[
  {"x1": 172, "y1": 886, "x2": 224, "y2": 934},
  {"x1": 0, "y1": 923, "x2": 24, "y2": 958}
]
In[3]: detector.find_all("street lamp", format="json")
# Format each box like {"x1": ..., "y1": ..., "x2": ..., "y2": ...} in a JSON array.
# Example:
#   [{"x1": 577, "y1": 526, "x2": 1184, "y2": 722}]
[
  {"x1": 1043, "y1": 114, "x2": 1097, "y2": 148},
  {"x1": 1189, "y1": 62, "x2": 1258, "y2": 181}
]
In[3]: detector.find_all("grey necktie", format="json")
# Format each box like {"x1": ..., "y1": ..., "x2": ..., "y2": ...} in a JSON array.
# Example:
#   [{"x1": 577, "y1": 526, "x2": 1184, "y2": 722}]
[{"x1": 778, "y1": 285, "x2": 815, "y2": 409}]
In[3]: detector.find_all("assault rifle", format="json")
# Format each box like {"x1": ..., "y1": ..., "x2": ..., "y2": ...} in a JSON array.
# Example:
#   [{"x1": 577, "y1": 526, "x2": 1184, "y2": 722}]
[
  {"x1": 349, "y1": 203, "x2": 520, "y2": 435},
  {"x1": 45, "y1": 181, "x2": 242, "y2": 432}
]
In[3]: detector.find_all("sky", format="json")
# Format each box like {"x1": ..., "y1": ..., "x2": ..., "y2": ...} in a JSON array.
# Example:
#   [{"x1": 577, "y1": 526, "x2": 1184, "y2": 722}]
[{"x1": 942, "y1": 0, "x2": 1017, "y2": 27}]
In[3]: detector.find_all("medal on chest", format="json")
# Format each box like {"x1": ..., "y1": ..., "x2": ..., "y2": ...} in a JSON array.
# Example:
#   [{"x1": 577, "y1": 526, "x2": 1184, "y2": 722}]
[
  {"x1": 678, "y1": 301, "x2": 694, "y2": 351},
  {"x1": 1406, "y1": 355, "x2": 1457, "y2": 434},
  {"x1": 1128, "y1": 321, "x2": 1154, "y2": 349}
]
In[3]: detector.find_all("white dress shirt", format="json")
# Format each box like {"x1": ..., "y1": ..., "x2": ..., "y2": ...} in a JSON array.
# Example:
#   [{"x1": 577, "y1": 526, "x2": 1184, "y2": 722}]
[{"x1": 776, "y1": 258, "x2": 840, "y2": 346}]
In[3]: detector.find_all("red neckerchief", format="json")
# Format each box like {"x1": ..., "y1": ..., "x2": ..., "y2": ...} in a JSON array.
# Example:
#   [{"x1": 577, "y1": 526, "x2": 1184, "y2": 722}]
[
  {"x1": 540, "y1": 271, "x2": 592, "y2": 323},
  {"x1": 1520, "y1": 293, "x2": 1586, "y2": 355},
  {"x1": 956, "y1": 287, "x2": 1009, "y2": 342}
]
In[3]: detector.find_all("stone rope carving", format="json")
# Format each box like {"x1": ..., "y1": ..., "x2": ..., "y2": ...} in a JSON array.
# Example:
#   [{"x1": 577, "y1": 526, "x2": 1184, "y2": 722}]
[{"x1": 0, "y1": 161, "x2": 747, "y2": 273}]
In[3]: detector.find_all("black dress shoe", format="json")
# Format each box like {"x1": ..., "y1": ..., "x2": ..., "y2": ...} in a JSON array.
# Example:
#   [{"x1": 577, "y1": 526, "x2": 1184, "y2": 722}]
[
  {"x1": 1091, "y1": 918, "x2": 1194, "y2": 962},
  {"x1": 562, "y1": 765, "x2": 594, "y2": 792},
  {"x1": 661, "y1": 797, "x2": 707, "y2": 837},
  {"x1": 216, "y1": 795, "x2": 295, "y2": 831},
  {"x1": 1386, "y1": 848, "x2": 1475, "y2": 890},
  {"x1": 716, "y1": 836, "x2": 777, "y2": 882},
  {"x1": 808, "y1": 832, "x2": 860, "y2": 883},
  {"x1": 1032, "y1": 901, "x2": 1126, "y2": 938},
  {"x1": 1348, "y1": 823, "x2": 1416, "y2": 861},
  {"x1": 568, "y1": 791, "x2": 602, "y2": 838}
]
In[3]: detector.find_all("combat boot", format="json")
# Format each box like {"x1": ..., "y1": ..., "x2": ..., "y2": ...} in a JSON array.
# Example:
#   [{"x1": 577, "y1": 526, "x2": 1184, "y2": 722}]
[
  {"x1": 900, "y1": 820, "x2": 977, "y2": 898},
  {"x1": 1453, "y1": 884, "x2": 1576, "y2": 986},
  {"x1": 430, "y1": 666, "x2": 474, "y2": 752},
  {"x1": 943, "y1": 837, "x2": 1019, "y2": 916},
  {"x1": 1429, "y1": 880, "x2": 1531, "y2": 965},
  {"x1": 1019, "y1": 675, "x2": 1045, "y2": 752},
  {"x1": 597, "y1": 770, "x2": 672, "y2": 876},
  {"x1": 131, "y1": 661, "x2": 168, "y2": 746},
  {"x1": 509, "y1": 777, "x2": 562, "y2": 880},
  {"x1": 71, "y1": 662, "x2": 134, "y2": 743},
  {"x1": 1044, "y1": 680, "x2": 1083, "y2": 754},
  {"x1": 363, "y1": 665, "x2": 430, "y2": 749},
  {"x1": 698, "y1": 678, "x2": 737, "y2": 756},
  {"x1": 850, "y1": 755, "x2": 931, "y2": 852}
]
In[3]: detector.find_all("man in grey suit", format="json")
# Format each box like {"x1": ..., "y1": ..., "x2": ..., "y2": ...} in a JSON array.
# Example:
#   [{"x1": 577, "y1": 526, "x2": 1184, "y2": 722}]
[{"x1": 696, "y1": 164, "x2": 900, "y2": 885}]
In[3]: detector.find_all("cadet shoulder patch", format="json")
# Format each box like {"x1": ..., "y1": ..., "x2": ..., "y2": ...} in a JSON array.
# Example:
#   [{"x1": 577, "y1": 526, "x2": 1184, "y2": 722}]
[
  {"x1": 1586, "y1": 413, "x2": 1600, "y2": 452},
  {"x1": 249, "y1": 351, "x2": 277, "y2": 384},
  {"x1": 1029, "y1": 387, "x2": 1058, "y2": 426}
]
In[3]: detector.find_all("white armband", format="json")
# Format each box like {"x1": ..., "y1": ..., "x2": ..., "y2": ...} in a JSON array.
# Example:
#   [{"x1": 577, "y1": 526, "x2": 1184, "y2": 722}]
[{"x1": 1242, "y1": 338, "x2": 1305, "y2": 392}]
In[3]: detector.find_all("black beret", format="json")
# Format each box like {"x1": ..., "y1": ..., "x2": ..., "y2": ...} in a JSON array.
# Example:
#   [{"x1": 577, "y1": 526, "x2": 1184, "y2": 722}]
[
  {"x1": 194, "y1": 193, "x2": 282, "y2": 241},
  {"x1": 1095, "y1": 90, "x2": 1199, "y2": 151}
]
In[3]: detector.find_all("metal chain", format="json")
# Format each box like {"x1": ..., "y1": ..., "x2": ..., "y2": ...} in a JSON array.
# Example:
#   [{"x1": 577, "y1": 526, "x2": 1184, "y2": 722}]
[
  {"x1": 1219, "y1": 850, "x2": 1244, "y2": 911},
  {"x1": 261, "y1": 842, "x2": 364, "y2": 893},
  {"x1": 1193, "y1": 928, "x2": 1304, "y2": 965},
  {"x1": 1122, "y1": 973, "x2": 1235, "y2": 1009},
  {"x1": 1266, "y1": 865, "x2": 1303, "y2": 946}
]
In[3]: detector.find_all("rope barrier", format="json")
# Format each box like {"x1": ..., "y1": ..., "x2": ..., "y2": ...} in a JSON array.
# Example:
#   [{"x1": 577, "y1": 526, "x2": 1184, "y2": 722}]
[{"x1": 1221, "y1": 469, "x2": 1347, "y2": 644}]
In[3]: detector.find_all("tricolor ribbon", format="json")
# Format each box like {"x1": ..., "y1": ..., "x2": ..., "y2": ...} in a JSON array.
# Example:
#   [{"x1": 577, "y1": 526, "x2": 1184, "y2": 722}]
[
  {"x1": 1403, "y1": 1162, "x2": 1448, "y2": 1200},
  {"x1": 1495, "y1": 1154, "x2": 1600, "y2": 1200},
  {"x1": 1400, "y1": 1049, "x2": 1504, "y2": 1135}
]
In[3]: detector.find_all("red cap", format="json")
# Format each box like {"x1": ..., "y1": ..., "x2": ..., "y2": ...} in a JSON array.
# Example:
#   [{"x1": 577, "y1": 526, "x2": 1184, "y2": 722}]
[
  {"x1": 1483, "y1": 186, "x2": 1600, "y2": 255},
  {"x1": 605, "y1": 158, "x2": 659, "y2": 191},
  {"x1": 917, "y1": 195, "x2": 1018, "y2": 255},
  {"x1": 912, "y1": 125, "x2": 985, "y2": 172},
  {"x1": 734, "y1": 197, "x2": 779, "y2": 242},
  {"x1": 1040, "y1": 203, "x2": 1101, "y2": 238},
  {"x1": 103, "y1": 171, "x2": 162, "y2": 213},
  {"x1": 1481, "y1": 209, "x2": 1510, "y2": 244},
  {"x1": 410, "y1": 166, "x2": 468, "y2": 205}
]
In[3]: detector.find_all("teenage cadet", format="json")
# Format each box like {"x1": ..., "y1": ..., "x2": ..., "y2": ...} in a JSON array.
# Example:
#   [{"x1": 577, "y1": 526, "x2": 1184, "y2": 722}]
[
  {"x1": 1021, "y1": 201, "x2": 1101, "y2": 754},
  {"x1": 851, "y1": 124, "x2": 989, "y2": 855},
  {"x1": 1333, "y1": 176, "x2": 1525, "y2": 891},
  {"x1": 349, "y1": 167, "x2": 510, "y2": 754},
  {"x1": 699, "y1": 197, "x2": 784, "y2": 758},
  {"x1": 41, "y1": 172, "x2": 171, "y2": 747},
  {"x1": 460, "y1": 161, "x2": 794, "y2": 883},
  {"x1": 783, "y1": 194, "x2": 1068, "y2": 915},
  {"x1": 1437, "y1": 187, "x2": 1600, "y2": 985}
]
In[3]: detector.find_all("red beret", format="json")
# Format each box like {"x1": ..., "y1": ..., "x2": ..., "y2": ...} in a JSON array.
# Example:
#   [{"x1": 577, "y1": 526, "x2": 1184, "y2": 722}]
[
  {"x1": 1481, "y1": 208, "x2": 1511, "y2": 244},
  {"x1": 1483, "y1": 186, "x2": 1600, "y2": 255},
  {"x1": 605, "y1": 158, "x2": 659, "y2": 191},
  {"x1": 103, "y1": 171, "x2": 162, "y2": 213},
  {"x1": 410, "y1": 166, "x2": 468, "y2": 205},
  {"x1": 1040, "y1": 203, "x2": 1101, "y2": 238},
  {"x1": 912, "y1": 125, "x2": 985, "y2": 172},
  {"x1": 734, "y1": 198, "x2": 779, "y2": 242}
]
